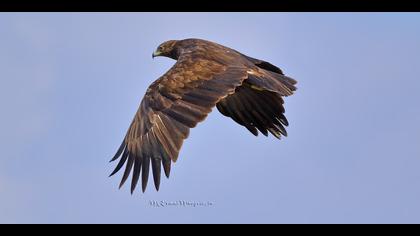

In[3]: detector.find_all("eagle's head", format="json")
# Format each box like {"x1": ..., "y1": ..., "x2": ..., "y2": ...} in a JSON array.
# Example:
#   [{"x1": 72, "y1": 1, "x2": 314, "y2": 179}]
[{"x1": 152, "y1": 40, "x2": 180, "y2": 60}]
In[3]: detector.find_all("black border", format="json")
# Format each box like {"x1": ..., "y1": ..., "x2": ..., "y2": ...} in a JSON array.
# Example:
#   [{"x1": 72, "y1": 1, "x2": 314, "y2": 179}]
[{"x1": 1, "y1": 0, "x2": 420, "y2": 12}]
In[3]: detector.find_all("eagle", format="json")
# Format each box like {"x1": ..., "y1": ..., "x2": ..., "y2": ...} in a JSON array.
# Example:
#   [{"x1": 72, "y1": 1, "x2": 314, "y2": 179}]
[{"x1": 110, "y1": 38, "x2": 297, "y2": 193}]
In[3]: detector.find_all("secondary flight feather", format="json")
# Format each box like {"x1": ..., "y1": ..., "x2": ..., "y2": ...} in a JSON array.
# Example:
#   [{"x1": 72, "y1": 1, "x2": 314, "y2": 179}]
[{"x1": 110, "y1": 38, "x2": 297, "y2": 193}]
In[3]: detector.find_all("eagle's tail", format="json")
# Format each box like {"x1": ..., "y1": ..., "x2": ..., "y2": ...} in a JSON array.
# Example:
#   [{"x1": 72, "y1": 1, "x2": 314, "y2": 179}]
[
  {"x1": 246, "y1": 70, "x2": 297, "y2": 97},
  {"x1": 243, "y1": 55, "x2": 297, "y2": 96}
]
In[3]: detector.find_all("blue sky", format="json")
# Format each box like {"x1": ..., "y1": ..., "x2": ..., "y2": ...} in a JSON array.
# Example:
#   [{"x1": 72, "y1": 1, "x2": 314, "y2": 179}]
[{"x1": 1, "y1": 13, "x2": 420, "y2": 223}]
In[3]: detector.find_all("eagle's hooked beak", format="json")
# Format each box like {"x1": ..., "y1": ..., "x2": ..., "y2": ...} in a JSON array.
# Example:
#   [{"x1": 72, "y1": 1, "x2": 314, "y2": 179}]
[{"x1": 152, "y1": 50, "x2": 162, "y2": 59}]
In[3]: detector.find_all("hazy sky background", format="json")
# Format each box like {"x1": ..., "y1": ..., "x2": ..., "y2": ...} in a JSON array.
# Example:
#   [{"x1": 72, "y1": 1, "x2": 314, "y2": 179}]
[{"x1": 1, "y1": 13, "x2": 420, "y2": 223}]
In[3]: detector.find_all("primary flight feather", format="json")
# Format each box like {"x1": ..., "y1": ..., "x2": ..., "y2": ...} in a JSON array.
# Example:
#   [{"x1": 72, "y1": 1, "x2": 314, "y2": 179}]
[{"x1": 110, "y1": 38, "x2": 297, "y2": 193}]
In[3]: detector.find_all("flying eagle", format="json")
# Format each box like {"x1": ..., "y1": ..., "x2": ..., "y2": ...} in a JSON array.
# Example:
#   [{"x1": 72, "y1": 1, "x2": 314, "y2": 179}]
[{"x1": 110, "y1": 38, "x2": 297, "y2": 193}]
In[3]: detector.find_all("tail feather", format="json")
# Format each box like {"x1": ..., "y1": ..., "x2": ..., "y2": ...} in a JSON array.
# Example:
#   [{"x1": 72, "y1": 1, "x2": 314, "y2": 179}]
[
  {"x1": 243, "y1": 54, "x2": 297, "y2": 96},
  {"x1": 247, "y1": 73, "x2": 296, "y2": 97}
]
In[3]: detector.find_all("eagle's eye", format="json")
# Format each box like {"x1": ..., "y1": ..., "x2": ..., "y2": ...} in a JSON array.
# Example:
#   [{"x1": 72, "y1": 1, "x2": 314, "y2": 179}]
[{"x1": 158, "y1": 46, "x2": 164, "y2": 52}]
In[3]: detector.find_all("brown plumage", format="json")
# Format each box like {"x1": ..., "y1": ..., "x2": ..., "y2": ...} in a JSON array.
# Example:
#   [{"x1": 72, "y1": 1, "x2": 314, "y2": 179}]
[{"x1": 110, "y1": 38, "x2": 297, "y2": 193}]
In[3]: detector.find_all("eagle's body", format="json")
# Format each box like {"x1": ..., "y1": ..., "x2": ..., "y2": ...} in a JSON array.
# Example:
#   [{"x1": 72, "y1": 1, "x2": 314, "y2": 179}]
[{"x1": 110, "y1": 39, "x2": 297, "y2": 193}]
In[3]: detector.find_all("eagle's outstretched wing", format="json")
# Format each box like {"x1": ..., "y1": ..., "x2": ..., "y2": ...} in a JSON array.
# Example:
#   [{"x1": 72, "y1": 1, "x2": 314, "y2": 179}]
[{"x1": 110, "y1": 55, "x2": 248, "y2": 193}]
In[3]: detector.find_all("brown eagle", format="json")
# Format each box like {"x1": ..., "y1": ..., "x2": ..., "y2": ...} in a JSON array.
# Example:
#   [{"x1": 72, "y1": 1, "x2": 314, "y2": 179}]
[{"x1": 110, "y1": 38, "x2": 297, "y2": 193}]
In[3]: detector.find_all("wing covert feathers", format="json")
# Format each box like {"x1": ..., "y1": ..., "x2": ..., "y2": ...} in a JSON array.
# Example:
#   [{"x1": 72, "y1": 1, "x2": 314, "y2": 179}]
[{"x1": 111, "y1": 57, "x2": 248, "y2": 193}]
